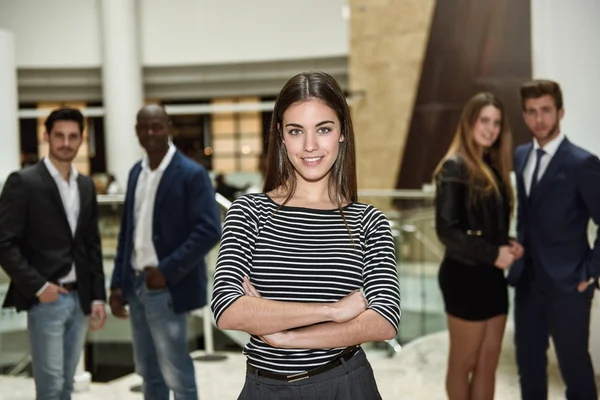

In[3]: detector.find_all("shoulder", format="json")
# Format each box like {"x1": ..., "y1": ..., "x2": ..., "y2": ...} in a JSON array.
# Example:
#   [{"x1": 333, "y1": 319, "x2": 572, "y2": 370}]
[
  {"x1": 564, "y1": 139, "x2": 597, "y2": 164},
  {"x1": 225, "y1": 194, "x2": 269, "y2": 229},
  {"x1": 4, "y1": 164, "x2": 39, "y2": 189},
  {"x1": 15, "y1": 164, "x2": 40, "y2": 182},
  {"x1": 436, "y1": 154, "x2": 467, "y2": 180},
  {"x1": 562, "y1": 141, "x2": 600, "y2": 179},
  {"x1": 354, "y1": 203, "x2": 391, "y2": 232},
  {"x1": 177, "y1": 152, "x2": 201, "y2": 170},
  {"x1": 515, "y1": 143, "x2": 531, "y2": 157},
  {"x1": 228, "y1": 193, "x2": 268, "y2": 215}
]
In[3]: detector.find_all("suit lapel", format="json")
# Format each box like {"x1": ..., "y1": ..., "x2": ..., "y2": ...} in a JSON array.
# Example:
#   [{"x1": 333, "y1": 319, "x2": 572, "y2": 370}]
[
  {"x1": 533, "y1": 138, "x2": 569, "y2": 201},
  {"x1": 127, "y1": 163, "x2": 143, "y2": 218},
  {"x1": 74, "y1": 175, "x2": 90, "y2": 238},
  {"x1": 36, "y1": 162, "x2": 71, "y2": 231},
  {"x1": 154, "y1": 152, "x2": 181, "y2": 214},
  {"x1": 516, "y1": 144, "x2": 532, "y2": 207}
]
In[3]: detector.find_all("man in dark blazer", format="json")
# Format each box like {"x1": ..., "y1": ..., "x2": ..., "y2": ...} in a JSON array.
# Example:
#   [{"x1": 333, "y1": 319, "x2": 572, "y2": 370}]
[
  {"x1": 508, "y1": 80, "x2": 600, "y2": 399},
  {"x1": 0, "y1": 108, "x2": 107, "y2": 399},
  {"x1": 109, "y1": 104, "x2": 221, "y2": 400}
]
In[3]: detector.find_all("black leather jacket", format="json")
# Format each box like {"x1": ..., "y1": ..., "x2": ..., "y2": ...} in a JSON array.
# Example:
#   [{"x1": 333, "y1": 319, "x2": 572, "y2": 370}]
[{"x1": 434, "y1": 155, "x2": 510, "y2": 266}]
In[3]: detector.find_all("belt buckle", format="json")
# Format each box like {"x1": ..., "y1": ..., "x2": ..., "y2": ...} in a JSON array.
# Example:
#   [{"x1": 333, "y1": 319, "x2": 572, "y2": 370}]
[{"x1": 286, "y1": 371, "x2": 309, "y2": 383}]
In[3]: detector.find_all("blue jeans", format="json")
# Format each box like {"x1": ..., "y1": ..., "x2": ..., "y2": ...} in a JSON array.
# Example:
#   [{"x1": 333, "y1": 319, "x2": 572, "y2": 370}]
[
  {"x1": 128, "y1": 272, "x2": 198, "y2": 400},
  {"x1": 27, "y1": 291, "x2": 88, "y2": 400}
]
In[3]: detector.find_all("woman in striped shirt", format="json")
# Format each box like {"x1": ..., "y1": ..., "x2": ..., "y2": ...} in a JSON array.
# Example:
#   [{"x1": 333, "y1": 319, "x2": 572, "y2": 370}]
[{"x1": 210, "y1": 71, "x2": 401, "y2": 400}]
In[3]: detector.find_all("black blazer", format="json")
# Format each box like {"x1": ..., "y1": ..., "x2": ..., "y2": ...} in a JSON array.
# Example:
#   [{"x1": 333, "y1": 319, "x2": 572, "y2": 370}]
[
  {"x1": 0, "y1": 162, "x2": 106, "y2": 314},
  {"x1": 435, "y1": 155, "x2": 510, "y2": 266}
]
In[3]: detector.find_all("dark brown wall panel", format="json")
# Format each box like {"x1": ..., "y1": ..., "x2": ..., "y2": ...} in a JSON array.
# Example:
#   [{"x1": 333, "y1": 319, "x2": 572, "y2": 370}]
[{"x1": 397, "y1": 0, "x2": 532, "y2": 189}]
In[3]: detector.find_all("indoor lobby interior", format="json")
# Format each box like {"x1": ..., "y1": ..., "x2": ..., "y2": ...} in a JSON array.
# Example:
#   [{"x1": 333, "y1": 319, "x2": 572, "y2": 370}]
[{"x1": 1, "y1": 0, "x2": 599, "y2": 399}]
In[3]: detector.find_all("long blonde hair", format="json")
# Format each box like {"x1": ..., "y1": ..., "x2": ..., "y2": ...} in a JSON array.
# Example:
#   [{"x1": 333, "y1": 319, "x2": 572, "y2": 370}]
[{"x1": 434, "y1": 92, "x2": 514, "y2": 212}]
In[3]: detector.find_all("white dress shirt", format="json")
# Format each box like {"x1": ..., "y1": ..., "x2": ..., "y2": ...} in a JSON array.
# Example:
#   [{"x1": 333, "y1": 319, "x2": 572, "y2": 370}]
[
  {"x1": 44, "y1": 157, "x2": 80, "y2": 282},
  {"x1": 131, "y1": 143, "x2": 177, "y2": 271},
  {"x1": 523, "y1": 132, "x2": 565, "y2": 195},
  {"x1": 36, "y1": 157, "x2": 79, "y2": 297}
]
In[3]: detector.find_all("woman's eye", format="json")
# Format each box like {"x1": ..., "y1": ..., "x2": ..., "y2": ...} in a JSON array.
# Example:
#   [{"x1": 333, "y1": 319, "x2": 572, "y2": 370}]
[
  {"x1": 288, "y1": 129, "x2": 302, "y2": 135},
  {"x1": 318, "y1": 127, "x2": 331, "y2": 134}
]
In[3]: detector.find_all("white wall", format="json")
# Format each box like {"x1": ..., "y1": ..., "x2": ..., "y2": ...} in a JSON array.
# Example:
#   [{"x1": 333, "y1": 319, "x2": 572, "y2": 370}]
[
  {"x1": 0, "y1": 0, "x2": 101, "y2": 68},
  {"x1": 140, "y1": 0, "x2": 349, "y2": 66},
  {"x1": 531, "y1": 0, "x2": 600, "y2": 374},
  {"x1": 531, "y1": 0, "x2": 600, "y2": 155},
  {"x1": 0, "y1": 0, "x2": 349, "y2": 68}
]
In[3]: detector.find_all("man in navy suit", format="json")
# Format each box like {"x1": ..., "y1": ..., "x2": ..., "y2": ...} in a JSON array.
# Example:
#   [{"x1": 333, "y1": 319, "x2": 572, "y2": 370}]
[
  {"x1": 508, "y1": 80, "x2": 600, "y2": 399},
  {"x1": 108, "y1": 104, "x2": 221, "y2": 400}
]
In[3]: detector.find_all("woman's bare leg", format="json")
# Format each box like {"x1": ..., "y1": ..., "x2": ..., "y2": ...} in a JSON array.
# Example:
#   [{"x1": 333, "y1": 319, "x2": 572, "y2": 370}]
[
  {"x1": 469, "y1": 314, "x2": 507, "y2": 400},
  {"x1": 446, "y1": 315, "x2": 486, "y2": 400}
]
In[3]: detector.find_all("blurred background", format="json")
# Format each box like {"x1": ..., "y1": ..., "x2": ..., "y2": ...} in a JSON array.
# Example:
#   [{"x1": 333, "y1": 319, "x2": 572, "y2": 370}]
[{"x1": 0, "y1": 0, "x2": 599, "y2": 398}]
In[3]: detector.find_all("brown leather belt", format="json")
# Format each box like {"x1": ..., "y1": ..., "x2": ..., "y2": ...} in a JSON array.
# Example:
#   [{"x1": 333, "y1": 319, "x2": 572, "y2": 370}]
[{"x1": 247, "y1": 346, "x2": 360, "y2": 383}]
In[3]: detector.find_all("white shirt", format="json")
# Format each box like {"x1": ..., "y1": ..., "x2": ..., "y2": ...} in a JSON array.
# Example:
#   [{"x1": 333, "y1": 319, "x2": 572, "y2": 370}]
[
  {"x1": 131, "y1": 143, "x2": 177, "y2": 271},
  {"x1": 43, "y1": 157, "x2": 80, "y2": 283},
  {"x1": 523, "y1": 132, "x2": 565, "y2": 195}
]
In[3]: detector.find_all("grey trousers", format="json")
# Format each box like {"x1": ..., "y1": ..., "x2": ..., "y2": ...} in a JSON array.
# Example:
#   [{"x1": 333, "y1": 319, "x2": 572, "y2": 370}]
[{"x1": 237, "y1": 350, "x2": 383, "y2": 400}]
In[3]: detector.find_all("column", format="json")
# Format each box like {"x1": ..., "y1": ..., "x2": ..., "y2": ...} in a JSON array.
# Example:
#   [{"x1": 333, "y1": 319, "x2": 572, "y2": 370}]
[
  {"x1": 348, "y1": 0, "x2": 435, "y2": 208},
  {"x1": 99, "y1": 0, "x2": 144, "y2": 188},
  {"x1": 0, "y1": 29, "x2": 21, "y2": 183},
  {"x1": 531, "y1": 0, "x2": 600, "y2": 374}
]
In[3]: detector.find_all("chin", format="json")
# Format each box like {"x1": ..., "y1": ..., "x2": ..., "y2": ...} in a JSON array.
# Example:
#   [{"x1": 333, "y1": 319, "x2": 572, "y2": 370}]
[{"x1": 296, "y1": 170, "x2": 330, "y2": 183}]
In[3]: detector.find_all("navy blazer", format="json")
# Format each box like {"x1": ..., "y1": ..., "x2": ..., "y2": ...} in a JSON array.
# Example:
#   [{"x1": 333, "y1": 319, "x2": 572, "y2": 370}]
[
  {"x1": 110, "y1": 151, "x2": 221, "y2": 313},
  {"x1": 507, "y1": 137, "x2": 600, "y2": 292}
]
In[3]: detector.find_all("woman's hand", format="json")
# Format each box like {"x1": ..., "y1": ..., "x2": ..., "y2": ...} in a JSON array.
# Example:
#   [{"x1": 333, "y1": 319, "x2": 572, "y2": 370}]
[
  {"x1": 259, "y1": 331, "x2": 292, "y2": 348},
  {"x1": 494, "y1": 245, "x2": 515, "y2": 270},
  {"x1": 242, "y1": 276, "x2": 261, "y2": 297},
  {"x1": 242, "y1": 277, "x2": 293, "y2": 347},
  {"x1": 242, "y1": 276, "x2": 367, "y2": 324},
  {"x1": 329, "y1": 290, "x2": 368, "y2": 323}
]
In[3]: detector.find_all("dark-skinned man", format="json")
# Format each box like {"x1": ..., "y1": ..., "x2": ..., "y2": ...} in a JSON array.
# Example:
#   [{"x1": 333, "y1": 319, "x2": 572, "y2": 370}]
[{"x1": 109, "y1": 104, "x2": 221, "y2": 400}]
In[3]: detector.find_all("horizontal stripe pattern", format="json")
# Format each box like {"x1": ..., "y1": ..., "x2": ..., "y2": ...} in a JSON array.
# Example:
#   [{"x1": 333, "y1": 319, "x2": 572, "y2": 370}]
[{"x1": 210, "y1": 193, "x2": 401, "y2": 374}]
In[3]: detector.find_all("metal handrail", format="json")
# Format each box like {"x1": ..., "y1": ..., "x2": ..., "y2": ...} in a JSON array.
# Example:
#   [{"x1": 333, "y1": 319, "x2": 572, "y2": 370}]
[{"x1": 97, "y1": 189, "x2": 437, "y2": 204}]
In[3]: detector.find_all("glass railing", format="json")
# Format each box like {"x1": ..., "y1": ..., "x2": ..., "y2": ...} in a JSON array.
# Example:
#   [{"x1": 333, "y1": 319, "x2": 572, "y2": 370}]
[{"x1": 0, "y1": 190, "x2": 447, "y2": 379}]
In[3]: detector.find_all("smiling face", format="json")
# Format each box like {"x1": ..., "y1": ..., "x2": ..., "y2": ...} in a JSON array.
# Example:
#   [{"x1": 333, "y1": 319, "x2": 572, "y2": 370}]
[
  {"x1": 472, "y1": 104, "x2": 502, "y2": 149},
  {"x1": 280, "y1": 99, "x2": 344, "y2": 184}
]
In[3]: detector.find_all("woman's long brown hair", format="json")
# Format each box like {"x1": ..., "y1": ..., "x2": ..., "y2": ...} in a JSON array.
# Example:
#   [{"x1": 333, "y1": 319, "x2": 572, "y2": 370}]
[
  {"x1": 433, "y1": 92, "x2": 515, "y2": 213},
  {"x1": 263, "y1": 71, "x2": 357, "y2": 210}
]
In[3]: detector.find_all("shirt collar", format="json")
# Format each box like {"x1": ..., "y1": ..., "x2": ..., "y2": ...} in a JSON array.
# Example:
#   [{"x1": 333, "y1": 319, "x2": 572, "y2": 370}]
[
  {"x1": 43, "y1": 156, "x2": 78, "y2": 183},
  {"x1": 533, "y1": 131, "x2": 565, "y2": 157},
  {"x1": 141, "y1": 142, "x2": 177, "y2": 172}
]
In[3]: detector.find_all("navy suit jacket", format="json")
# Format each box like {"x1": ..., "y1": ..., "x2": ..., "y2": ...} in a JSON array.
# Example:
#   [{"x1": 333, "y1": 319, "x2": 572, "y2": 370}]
[
  {"x1": 507, "y1": 137, "x2": 600, "y2": 292},
  {"x1": 110, "y1": 151, "x2": 221, "y2": 313}
]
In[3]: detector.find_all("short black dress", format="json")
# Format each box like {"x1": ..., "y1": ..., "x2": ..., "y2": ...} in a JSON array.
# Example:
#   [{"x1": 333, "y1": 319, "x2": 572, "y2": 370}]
[
  {"x1": 436, "y1": 160, "x2": 509, "y2": 321},
  {"x1": 438, "y1": 257, "x2": 508, "y2": 321}
]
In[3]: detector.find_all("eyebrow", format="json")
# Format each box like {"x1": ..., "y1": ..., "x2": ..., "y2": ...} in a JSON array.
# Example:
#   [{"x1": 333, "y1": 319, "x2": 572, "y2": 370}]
[{"x1": 284, "y1": 120, "x2": 336, "y2": 128}]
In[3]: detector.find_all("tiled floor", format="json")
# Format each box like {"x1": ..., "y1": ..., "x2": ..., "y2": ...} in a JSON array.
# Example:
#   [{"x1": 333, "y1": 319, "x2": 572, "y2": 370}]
[{"x1": 2, "y1": 327, "x2": 587, "y2": 400}]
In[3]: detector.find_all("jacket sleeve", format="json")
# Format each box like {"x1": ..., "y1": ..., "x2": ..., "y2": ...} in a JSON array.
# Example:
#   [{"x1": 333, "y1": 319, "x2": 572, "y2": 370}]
[
  {"x1": 158, "y1": 167, "x2": 222, "y2": 285},
  {"x1": 576, "y1": 154, "x2": 600, "y2": 285},
  {"x1": 0, "y1": 173, "x2": 47, "y2": 298},
  {"x1": 435, "y1": 158, "x2": 499, "y2": 265}
]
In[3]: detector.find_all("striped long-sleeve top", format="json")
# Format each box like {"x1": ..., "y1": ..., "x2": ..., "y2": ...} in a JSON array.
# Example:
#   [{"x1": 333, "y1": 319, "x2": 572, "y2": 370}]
[{"x1": 210, "y1": 193, "x2": 401, "y2": 374}]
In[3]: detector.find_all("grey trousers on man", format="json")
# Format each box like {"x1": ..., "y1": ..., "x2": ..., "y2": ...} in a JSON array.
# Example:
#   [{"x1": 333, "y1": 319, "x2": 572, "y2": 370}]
[{"x1": 237, "y1": 350, "x2": 382, "y2": 400}]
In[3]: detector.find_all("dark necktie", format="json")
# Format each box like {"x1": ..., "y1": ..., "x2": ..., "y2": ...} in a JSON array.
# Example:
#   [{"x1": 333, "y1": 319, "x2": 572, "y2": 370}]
[{"x1": 529, "y1": 148, "x2": 545, "y2": 200}]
